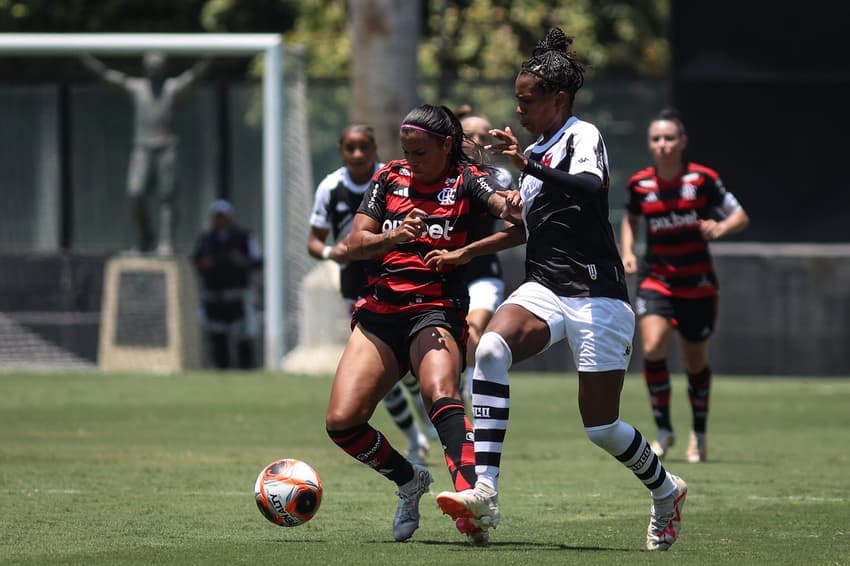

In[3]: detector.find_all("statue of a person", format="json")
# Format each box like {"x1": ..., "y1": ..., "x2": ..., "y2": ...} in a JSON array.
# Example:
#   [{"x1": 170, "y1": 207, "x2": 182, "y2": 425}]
[{"x1": 81, "y1": 52, "x2": 211, "y2": 255}]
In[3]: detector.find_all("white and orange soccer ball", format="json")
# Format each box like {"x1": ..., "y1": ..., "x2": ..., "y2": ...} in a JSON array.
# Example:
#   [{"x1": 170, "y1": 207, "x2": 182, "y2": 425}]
[{"x1": 254, "y1": 458, "x2": 323, "y2": 527}]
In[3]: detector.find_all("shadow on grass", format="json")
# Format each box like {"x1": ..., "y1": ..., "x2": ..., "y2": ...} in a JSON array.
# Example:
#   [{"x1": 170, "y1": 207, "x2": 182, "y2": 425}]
[{"x1": 411, "y1": 539, "x2": 635, "y2": 552}]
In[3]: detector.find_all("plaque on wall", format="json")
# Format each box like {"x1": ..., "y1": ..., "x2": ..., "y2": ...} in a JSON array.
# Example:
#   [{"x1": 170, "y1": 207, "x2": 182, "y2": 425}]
[{"x1": 114, "y1": 270, "x2": 168, "y2": 348}]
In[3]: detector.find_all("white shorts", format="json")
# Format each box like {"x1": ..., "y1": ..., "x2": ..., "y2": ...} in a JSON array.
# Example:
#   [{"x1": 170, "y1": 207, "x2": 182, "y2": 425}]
[
  {"x1": 500, "y1": 281, "x2": 635, "y2": 372},
  {"x1": 468, "y1": 277, "x2": 505, "y2": 313}
]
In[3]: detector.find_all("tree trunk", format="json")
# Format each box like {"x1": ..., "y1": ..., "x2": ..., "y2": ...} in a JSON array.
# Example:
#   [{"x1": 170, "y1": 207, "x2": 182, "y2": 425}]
[{"x1": 349, "y1": 0, "x2": 421, "y2": 162}]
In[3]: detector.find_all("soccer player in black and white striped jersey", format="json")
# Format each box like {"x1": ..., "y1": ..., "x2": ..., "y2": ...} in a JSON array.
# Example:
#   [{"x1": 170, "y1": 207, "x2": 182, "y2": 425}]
[{"x1": 428, "y1": 28, "x2": 688, "y2": 551}]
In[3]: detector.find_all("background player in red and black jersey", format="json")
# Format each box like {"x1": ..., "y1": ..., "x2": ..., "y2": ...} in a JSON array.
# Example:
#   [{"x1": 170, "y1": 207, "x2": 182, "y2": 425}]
[
  {"x1": 324, "y1": 104, "x2": 513, "y2": 544},
  {"x1": 621, "y1": 108, "x2": 750, "y2": 464}
]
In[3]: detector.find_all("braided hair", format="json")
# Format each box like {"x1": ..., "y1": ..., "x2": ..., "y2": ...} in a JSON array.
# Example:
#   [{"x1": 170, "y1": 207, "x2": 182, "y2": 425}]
[
  {"x1": 400, "y1": 104, "x2": 474, "y2": 166},
  {"x1": 520, "y1": 27, "x2": 586, "y2": 104}
]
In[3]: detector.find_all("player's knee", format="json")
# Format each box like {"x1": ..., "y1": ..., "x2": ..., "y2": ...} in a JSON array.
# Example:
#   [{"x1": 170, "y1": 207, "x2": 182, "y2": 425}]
[
  {"x1": 475, "y1": 331, "x2": 512, "y2": 374},
  {"x1": 585, "y1": 420, "x2": 622, "y2": 452}
]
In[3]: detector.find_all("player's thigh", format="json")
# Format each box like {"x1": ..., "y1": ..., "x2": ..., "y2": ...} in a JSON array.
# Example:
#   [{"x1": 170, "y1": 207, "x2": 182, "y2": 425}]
[
  {"x1": 639, "y1": 315, "x2": 674, "y2": 358},
  {"x1": 326, "y1": 324, "x2": 400, "y2": 428},
  {"x1": 409, "y1": 325, "x2": 464, "y2": 403},
  {"x1": 636, "y1": 290, "x2": 675, "y2": 358},
  {"x1": 485, "y1": 303, "x2": 550, "y2": 365}
]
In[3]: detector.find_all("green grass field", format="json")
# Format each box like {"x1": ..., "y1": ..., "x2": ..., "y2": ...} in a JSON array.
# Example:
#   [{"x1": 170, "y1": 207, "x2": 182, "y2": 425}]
[{"x1": 1, "y1": 371, "x2": 848, "y2": 565}]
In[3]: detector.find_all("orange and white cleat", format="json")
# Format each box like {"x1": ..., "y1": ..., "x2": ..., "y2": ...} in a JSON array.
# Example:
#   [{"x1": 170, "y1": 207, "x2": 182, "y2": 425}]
[{"x1": 436, "y1": 483, "x2": 500, "y2": 529}]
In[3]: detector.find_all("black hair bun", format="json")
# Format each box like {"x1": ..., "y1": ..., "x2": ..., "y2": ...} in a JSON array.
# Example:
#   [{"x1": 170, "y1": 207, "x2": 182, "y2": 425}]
[{"x1": 534, "y1": 27, "x2": 572, "y2": 56}]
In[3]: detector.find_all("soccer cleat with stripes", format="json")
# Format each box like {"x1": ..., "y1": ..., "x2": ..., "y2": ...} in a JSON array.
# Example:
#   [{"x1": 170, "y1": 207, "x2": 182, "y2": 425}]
[
  {"x1": 436, "y1": 483, "x2": 500, "y2": 529},
  {"x1": 393, "y1": 464, "x2": 432, "y2": 542},
  {"x1": 650, "y1": 428, "x2": 676, "y2": 459},
  {"x1": 646, "y1": 474, "x2": 688, "y2": 551}
]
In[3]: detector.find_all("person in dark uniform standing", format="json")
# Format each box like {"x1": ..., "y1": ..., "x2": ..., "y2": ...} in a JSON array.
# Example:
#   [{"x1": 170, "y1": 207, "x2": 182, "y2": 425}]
[
  {"x1": 192, "y1": 200, "x2": 262, "y2": 369},
  {"x1": 307, "y1": 122, "x2": 432, "y2": 466},
  {"x1": 429, "y1": 28, "x2": 688, "y2": 551},
  {"x1": 324, "y1": 105, "x2": 514, "y2": 544},
  {"x1": 620, "y1": 108, "x2": 749, "y2": 464}
]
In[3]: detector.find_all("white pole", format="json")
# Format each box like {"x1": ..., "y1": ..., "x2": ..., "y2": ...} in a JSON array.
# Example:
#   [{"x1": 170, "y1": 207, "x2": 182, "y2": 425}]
[
  {"x1": 0, "y1": 33, "x2": 287, "y2": 370},
  {"x1": 262, "y1": 40, "x2": 286, "y2": 370},
  {"x1": 0, "y1": 33, "x2": 281, "y2": 55}
]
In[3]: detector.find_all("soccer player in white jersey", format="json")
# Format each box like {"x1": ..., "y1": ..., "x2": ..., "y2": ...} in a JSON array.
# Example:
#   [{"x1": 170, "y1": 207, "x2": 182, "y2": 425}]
[{"x1": 426, "y1": 28, "x2": 688, "y2": 551}]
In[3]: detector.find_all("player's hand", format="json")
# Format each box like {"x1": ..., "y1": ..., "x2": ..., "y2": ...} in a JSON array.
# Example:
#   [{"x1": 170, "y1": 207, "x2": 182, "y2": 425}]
[
  {"x1": 496, "y1": 189, "x2": 523, "y2": 222},
  {"x1": 392, "y1": 208, "x2": 428, "y2": 243},
  {"x1": 699, "y1": 219, "x2": 725, "y2": 241},
  {"x1": 621, "y1": 252, "x2": 638, "y2": 275},
  {"x1": 487, "y1": 126, "x2": 527, "y2": 171},
  {"x1": 424, "y1": 248, "x2": 470, "y2": 271}
]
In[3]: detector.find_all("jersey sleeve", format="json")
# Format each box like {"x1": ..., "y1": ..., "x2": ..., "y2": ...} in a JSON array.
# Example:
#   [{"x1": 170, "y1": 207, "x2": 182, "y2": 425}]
[
  {"x1": 309, "y1": 178, "x2": 334, "y2": 230},
  {"x1": 568, "y1": 124, "x2": 607, "y2": 181},
  {"x1": 356, "y1": 170, "x2": 388, "y2": 222},
  {"x1": 464, "y1": 167, "x2": 500, "y2": 214},
  {"x1": 704, "y1": 172, "x2": 742, "y2": 219}
]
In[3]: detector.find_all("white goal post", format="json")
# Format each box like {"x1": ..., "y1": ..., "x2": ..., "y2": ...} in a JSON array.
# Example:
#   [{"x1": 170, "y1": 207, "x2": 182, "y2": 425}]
[{"x1": 0, "y1": 33, "x2": 288, "y2": 369}]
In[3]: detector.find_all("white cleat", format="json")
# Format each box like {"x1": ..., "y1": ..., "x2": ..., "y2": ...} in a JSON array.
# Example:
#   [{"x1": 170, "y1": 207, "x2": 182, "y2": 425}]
[
  {"x1": 436, "y1": 482, "x2": 500, "y2": 529},
  {"x1": 646, "y1": 474, "x2": 688, "y2": 551},
  {"x1": 686, "y1": 430, "x2": 707, "y2": 463},
  {"x1": 650, "y1": 428, "x2": 676, "y2": 459},
  {"x1": 393, "y1": 464, "x2": 432, "y2": 542}
]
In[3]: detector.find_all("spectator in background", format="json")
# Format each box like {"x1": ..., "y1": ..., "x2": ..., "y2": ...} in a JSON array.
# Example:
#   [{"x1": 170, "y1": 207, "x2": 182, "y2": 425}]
[
  {"x1": 307, "y1": 122, "x2": 432, "y2": 465},
  {"x1": 455, "y1": 106, "x2": 512, "y2": 408},
  {"x1": 620, "y1": 108, "x2": 750, "y2": 463},
  {"x1": 80, "y1": 52, "x2": 211, "y2": 256},
  {"x1": 192, "y1": 200, "x2": 262, "y2": 369}
]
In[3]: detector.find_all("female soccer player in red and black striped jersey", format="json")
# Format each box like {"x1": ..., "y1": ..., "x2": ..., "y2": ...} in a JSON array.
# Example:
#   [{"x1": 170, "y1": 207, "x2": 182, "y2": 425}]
[
  {"x1": 620, "y1": 108, "x2": 750, "y2": 464},
  {"x1": 324, "y1": 104, "x2": 515, "y2": 544},
  {"x1": 428, "y1": 27, "x2": 689, "y2": 551},
  {"x1": 307, "y1": 122, "x2": 433, "y2": 467}
]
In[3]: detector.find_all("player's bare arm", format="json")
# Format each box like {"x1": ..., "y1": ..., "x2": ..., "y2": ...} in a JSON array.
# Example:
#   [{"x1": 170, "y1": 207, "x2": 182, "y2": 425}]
[
  {"x1": 620, "y1": 212, "x2": 641, "y2": 274},
  {"x1": 698, "y1": 207, "x2": 750, "y2": 241},
  {"x1": 347, "y1": 208, "x2": 427, "y2": 260},
  {"x1": 424, "y1": 224, "x2": 527, "y2": 271}
]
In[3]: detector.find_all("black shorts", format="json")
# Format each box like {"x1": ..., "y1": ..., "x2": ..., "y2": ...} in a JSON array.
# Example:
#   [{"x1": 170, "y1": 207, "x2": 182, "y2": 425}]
[
  {"x1": 635, "y1": 288, "x2": 717, "y2": 342},
  {"x1": 353, "y1": 307, "x2": 468, "y2": 377}
]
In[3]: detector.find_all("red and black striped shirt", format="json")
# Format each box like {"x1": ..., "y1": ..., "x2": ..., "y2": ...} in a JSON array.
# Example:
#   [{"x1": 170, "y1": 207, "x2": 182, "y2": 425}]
[
  {"x1": 625, "y1": 163, "x2": 731, "y2": 298},
  {"x1": 355, "y1": 160, "x2": 500, "y2": 315}
]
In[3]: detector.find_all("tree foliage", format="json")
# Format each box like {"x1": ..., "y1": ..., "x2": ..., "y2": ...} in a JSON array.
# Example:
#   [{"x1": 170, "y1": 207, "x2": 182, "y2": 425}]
[{"x1": 0, "y1": 0, "x2": 668, "y2": 79}]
